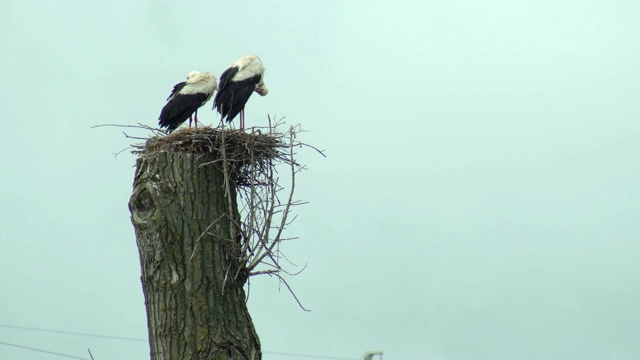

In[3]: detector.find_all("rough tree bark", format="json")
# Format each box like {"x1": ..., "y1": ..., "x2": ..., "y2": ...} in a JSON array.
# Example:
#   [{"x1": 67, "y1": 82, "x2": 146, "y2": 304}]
[{"x1": 129, "y1": 151, "x2": 261, "y2": 360}]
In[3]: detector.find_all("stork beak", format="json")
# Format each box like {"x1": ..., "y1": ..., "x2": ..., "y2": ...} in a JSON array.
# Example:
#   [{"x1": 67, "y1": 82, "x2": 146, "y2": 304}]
[{"x1": 255, "y1": 87, "x2": 268, "y2": 96}]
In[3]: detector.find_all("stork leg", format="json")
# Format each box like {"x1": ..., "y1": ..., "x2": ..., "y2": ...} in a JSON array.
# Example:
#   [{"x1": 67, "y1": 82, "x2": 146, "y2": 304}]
[
  {"x1": 240, "y1": 109, "x2": 245, "y2": 131},
  {"x1": 188, "y1": 115, "x2": 192, "y2": 127},
  {"x1": 194, "y1": 109, "x2": 199, "y2": 128}
]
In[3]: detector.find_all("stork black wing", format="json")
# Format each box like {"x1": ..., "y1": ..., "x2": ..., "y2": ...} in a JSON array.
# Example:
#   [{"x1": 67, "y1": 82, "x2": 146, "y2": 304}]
[
  {"x1": 214, "y1": 72, "x2": 261, "y2": 122},
  {"x1": 158, "y1": 92, "x2": 208, "y2": 132},
  {"x1": 167, "y1": 81, "x2": 187, "y2": 101},
  {"x1": 216, "y1": 67, "x2": 239, "y2": 94}
]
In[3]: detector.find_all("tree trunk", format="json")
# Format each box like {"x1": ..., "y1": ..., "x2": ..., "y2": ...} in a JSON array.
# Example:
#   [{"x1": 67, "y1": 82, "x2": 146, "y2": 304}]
[{"x1": 128, "y1": 151, "x2": 261, "y2": 360}]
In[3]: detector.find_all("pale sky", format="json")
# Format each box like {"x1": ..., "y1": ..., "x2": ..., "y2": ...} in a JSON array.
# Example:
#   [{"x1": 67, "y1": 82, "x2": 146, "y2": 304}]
[{"x1": 1, "y1": 1, "x2": 640, "y2": 359}]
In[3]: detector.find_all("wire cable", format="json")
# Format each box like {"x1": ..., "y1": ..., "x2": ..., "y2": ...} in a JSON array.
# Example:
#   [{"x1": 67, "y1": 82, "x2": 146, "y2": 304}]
[
  {"x1": 265, "y1": 351, "x2": 358, "y2": 359},
  {"x1": 0, "y1": 340, "x2": 89, "y2": 360},
  {"x1": 0, "y1": 324, "x2": 360, "y2": 360},
  {"x1": 0, "y1": 324, "x2": 146, "y2": 342}
]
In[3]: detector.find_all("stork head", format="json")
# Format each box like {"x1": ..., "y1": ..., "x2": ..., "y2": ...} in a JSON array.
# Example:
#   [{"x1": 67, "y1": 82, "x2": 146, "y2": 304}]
[
  {"x1": 254, "y1": 81, "x2": 268, "y2": 96},
  {"x1": 187, "y1": 71, "x2": 200, "y2": 80}
]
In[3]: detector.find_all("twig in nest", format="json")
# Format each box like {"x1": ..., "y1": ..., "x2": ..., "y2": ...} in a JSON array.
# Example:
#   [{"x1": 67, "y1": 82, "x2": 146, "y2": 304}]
[
  {"x1": 91, "y1": 122, "x2": 168, "y2": 137},
  {"x1": 131, "y1": 124, "x2": 301, "y2": 186}
]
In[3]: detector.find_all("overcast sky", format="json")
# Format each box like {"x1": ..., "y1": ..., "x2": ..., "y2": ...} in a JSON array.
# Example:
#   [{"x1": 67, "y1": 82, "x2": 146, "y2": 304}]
[{"x1": 1, "y1": 1, "x2": 640, "y2": 359}]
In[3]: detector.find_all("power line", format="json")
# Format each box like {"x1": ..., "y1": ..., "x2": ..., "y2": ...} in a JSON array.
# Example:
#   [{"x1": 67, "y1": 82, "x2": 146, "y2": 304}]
[
  {"x1": 265, "y1": 351, "x2": 358, "y2": 360},
  {"x1": 0, "y1": 340, "x2": 89, "y2": 360},
  {"x1": 0, "y1": 324, "x2": 147, "y2": 342},
  {"x1": 0, "y1": 324, "x2": 361, "y2": 360},
  {"x1": 0, "y1": 339, "x2": 358, "y2": 360}
]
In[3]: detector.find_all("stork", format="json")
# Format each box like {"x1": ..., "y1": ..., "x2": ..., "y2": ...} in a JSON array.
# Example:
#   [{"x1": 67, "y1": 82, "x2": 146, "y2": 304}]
[
  {"x1": 158, "y1": 71, "x2": 217, "y2": 132},
  {"x1": 214, "y1": 54, "x2": 268, "y2": 130}
]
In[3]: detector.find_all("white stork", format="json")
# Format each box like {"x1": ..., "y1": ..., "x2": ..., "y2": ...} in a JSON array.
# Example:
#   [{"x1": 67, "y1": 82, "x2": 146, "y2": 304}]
[
  {"x1": 214, "y1": 54, "x2": 268, "y2": 130},
  {"x1": 158, "y1": 71, "x2": 217, "y2": 132}
]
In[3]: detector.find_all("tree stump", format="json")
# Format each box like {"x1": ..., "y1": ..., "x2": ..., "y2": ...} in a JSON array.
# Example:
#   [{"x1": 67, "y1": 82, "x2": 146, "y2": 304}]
[{"x1": 129, "y1": 150, "x2": 261, "y2": 360}]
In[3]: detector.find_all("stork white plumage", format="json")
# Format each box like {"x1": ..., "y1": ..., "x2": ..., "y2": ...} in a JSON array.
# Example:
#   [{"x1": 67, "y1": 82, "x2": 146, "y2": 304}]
[
  {"x1": 158, "y1": 71, "x2": 217, "y2": 132},
  {"x1": 214, "y1": 55, "x2": 268, "y2": 130}
]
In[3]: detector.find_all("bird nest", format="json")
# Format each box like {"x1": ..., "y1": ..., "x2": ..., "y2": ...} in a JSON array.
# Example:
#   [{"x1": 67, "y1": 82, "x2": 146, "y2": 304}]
[{"x1": 132, "y1": 126, "x2": 295, "y2": 186}]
